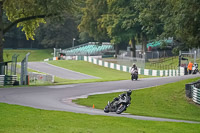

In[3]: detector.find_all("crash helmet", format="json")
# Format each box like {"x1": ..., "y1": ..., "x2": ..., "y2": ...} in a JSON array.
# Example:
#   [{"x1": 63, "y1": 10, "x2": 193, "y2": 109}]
[{"x1": 127, "y1": 89, "x2": 132, "y2": 96}]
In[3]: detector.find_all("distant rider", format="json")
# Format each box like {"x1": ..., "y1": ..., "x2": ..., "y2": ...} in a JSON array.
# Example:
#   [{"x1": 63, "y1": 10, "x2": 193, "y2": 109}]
[
  {"x1": 130, "y1": 64, "x2": 138, "y2": 74},
  {"x1": 130, "y1": 64, "x2": 138, "y2": 80}
]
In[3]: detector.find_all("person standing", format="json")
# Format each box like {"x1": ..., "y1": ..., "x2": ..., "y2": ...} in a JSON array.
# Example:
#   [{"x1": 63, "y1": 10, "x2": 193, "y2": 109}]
[{"x1": 187, "y1": 61, "x2": 193, "y2": 74}]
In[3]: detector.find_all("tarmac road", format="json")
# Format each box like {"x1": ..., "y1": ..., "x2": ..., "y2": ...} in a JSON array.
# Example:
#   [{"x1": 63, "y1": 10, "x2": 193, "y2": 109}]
[
  {"x1": 28, "y1": 62, "x2": 99, "y2": 80},
  {"x1": 0, "y1": 74, "x2": 200, "y2": 123}
]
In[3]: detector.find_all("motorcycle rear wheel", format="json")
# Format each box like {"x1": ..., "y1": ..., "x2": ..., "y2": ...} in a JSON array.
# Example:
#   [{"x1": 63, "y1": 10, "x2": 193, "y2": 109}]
[
  {"x1": 135, "y1": 75, "x2": 138, "y2": 80},
  {"x1": 131, "y1": 74, "x2": 138, "y2": 80},
  {"x1": 116, "y1": 104, "x2": 126, "y2": 114}
]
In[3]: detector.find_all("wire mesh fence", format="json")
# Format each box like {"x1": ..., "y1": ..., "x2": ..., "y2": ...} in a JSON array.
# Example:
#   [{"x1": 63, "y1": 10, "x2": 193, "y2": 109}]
[
  {"x1": 14, "y1": 66, "x2": 54, "y2": 85},
  {"x1": 148, "y1": 62, "x2": 178, "y2": 70},
  {"x1": 28, "y1": 72, "x2": 54, "y2": 85},
  {"x1": 102, "y1": 55, "x2": 146, "y2": 69}
]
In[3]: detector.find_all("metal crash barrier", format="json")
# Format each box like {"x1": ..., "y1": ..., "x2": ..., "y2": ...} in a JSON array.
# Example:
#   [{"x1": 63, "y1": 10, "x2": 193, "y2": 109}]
[
  {"x1": 185, "y1": 80, "x2": 200, "y2": 104},
  {"x1": 0, "y1": 54, "x2": 19, "y2": 86},
  {"x1": 0, "y1": 75, "x2": 17, "y2": 86}
]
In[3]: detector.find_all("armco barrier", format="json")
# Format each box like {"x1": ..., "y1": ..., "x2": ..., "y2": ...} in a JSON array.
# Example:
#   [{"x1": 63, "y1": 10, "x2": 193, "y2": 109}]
[
  {"x1": 44, "y1": 56, "x2": 184, "y2": 77},
  {"x1": 0, "y1": 75, "x2": 4, "y2": 86},
  {"x1": 0, "y1": 75, "x2": 18, "y2": 86},
  {"x1": 185, "y1": 80, "x2": 200, "y2": 105}
]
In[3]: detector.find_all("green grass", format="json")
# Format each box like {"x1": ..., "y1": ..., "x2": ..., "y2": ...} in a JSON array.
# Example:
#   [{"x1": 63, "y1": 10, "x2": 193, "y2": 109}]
[
  {"x1": 2, "y1": 54, "x2": 151, "y2": 86},
  {"x1": 0, "y1": 103, "x2": 200, "y2": 133},
  {"x1": 1, "y1": 50, "x2": 200, "y2": 132},
  {"x1": 3, "y1": 49, "x2": 200, "y2": 71},
  {"x1": 3, "y1": 49, "x2": 53, "y2": 62},
  {"x1": 48, "y1": 60, "x2": 151, "y2": 84},
  {"x1": 73, "y1": 77, "x2": 200, "y2": 122}
]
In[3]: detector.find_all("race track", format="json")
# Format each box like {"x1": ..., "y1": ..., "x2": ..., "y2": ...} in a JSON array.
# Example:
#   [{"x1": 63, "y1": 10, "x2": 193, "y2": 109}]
[
  {"x1": 0, "y1": 74, "x2": 199, "y2": 123},
  {"x1": 28, "y1": 62, "x2": 99, "y2": 80}
]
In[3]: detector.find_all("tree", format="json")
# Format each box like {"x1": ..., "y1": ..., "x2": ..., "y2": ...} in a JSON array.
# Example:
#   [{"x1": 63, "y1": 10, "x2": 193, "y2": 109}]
[
  {"x1": 35, "y1": 14, "x2": 79, "y2": 49},
  {"x1": 79, "y1": 0, "x2": 200, "y2": 57},
  {"x1": 0, "y1": 0, "x2": 79, "y2": 62},
  {"x1": 161, "y1": 0, "x2": 200, "y2": 48},
  {"x1": 136, "y1": 0, "x2": 200, "y2": 50},
  {"x1": 78, "y1": 0, "x2": 109, "y2": 42},
  {"x1": 78, "y1": 31, "x2": 94, "y2": 44},
  {"x1": 98, "y1": 0, "x2": 143, "y2": 57},
  {"x1": 134, "y1": 0, "x2": 167, "y2": 52}
]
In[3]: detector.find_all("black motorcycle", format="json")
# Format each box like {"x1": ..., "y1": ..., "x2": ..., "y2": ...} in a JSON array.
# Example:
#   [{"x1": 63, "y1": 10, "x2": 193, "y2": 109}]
[
  {"x1": 131, "y1": 70, "x2": 138, "y2": 80},
  {"x1": 104, "y1": 90, "x2": 132, "y2": 114}
]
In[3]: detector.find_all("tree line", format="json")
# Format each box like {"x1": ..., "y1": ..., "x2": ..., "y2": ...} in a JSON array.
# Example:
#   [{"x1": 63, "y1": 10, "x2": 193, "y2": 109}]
[
  {"x1": 0, "y1": 0, "x2": 200, "y2": 62},
  {"x1": 79, "y1": 0, "x2": 200, "y2": 56}
]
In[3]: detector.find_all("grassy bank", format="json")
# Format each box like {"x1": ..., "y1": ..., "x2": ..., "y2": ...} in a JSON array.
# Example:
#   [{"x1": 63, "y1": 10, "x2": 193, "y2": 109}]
[
  {"x1": 0, "y1": 103, "x2": 199, "y2": 133},
  {"x1": 49, "y1": 60, "x2": 151, "y2": 84},
  {"x1": 74, "y1": 77, "x2": 200, "y2": 122}
]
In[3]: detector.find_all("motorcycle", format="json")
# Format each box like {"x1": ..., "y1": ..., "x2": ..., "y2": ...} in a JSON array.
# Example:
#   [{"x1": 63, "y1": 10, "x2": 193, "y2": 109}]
[
  {"x1": 192, "y1": 63, "x2": 199, "y2": 74},
  {"x1": 131, "y1": 69, "x2": 138, "y2": 81},
  {"x1": 104, "y1": 90, "x2": 132, "y2": 114}
]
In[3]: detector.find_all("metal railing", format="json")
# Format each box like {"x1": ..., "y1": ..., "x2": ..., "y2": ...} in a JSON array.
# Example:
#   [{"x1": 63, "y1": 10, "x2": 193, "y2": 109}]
[
  {"x1": 185, "y1": 80, "x2": 200, "y2": 105},
  {"x1": 0, "y1": 75, "x2": 17, "y2": 86},
  {"x1": 116, "y1": 55, "x2": 145, "y2": 69}
]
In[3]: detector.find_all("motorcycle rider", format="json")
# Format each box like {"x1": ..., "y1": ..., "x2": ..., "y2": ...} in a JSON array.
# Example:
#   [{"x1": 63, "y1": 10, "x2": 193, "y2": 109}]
[
  {"x1": 121, "y1": 89, "x2": 132, "y2": 104},
  {"x1": 131, "y1": 64, "x2": 138, "y2": 71},
  {"x1": 114, "y1": 90, "x2": 132, "y2": 105},
  {"x1": 130, "y1": 64, "x2": 138, "y2": 80},
  {"x1": 105, "y1": 90, "x2": 132, "y2": 113}
]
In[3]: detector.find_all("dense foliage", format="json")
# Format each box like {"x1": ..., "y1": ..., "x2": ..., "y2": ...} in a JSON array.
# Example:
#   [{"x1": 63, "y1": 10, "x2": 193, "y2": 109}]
[
  {"x1": 1, "y1": 0, "x2": 200, "y2": 61},
  {"x1": 79, "y1": 0, "x2": 200, "y2": 56},
  {"x1": 0, "y1": 0, "x2": 80, "y2": 62}
]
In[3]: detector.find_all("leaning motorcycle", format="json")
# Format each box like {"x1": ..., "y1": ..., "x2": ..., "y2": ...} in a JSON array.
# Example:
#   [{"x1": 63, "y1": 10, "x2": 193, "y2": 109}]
[{"x1": 104, "y1": 90, "x2": 132, "y2": 114}]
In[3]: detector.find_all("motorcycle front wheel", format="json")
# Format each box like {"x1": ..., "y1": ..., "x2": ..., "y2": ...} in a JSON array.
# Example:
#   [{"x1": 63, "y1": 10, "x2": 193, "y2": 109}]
[
  {"x1": 104, "y1": 105, "x2": 109, "y2": 113},
  {"x1": 116, "y1": 104, "x2": 126, "y2": 114}
]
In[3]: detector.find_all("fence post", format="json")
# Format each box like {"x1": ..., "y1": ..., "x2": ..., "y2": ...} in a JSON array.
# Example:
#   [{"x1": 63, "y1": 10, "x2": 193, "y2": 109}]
[
  {"x1": 11, "y1": 54, "x2": 19, "y2": 75},
  {"x1": 20, "y1": 53, "x2": 30, "y2": 85},
  {"x1": 53, "y1": 48, "x2": 56, "y2": 57}
]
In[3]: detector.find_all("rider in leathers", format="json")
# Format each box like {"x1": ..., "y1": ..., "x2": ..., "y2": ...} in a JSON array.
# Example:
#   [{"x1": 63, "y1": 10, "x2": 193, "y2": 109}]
[{"x1": 112, "y1": 90, "x2": 132, "y2": 110}]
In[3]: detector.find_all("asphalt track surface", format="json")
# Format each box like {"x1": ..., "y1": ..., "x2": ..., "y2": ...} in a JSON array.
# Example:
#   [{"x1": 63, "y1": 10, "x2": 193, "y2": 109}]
[
  {"x1": 27, "y1": 62, "x2": 99, "y2": 80},
  {"x1": 0, "y1": 74, "x2": 200, "y2": 123}
]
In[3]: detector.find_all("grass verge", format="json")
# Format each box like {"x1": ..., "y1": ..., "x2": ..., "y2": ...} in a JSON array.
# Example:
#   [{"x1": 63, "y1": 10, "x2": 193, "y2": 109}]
[
  {"x1": 48, "y1": 60, "x2": 151, "y2": 84},
  {"x1": 73, "y1": 77, "x2": 200, "y2": 122},
  {"x1": 4, "y1": 49, "x2": 53, "y2": 62},
  {"x1": 0, "y1": 103, "x2": 200, "y2": 133}
]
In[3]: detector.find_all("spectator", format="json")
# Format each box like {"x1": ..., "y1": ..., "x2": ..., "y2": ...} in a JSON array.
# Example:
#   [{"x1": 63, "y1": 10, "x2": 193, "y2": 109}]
[{"x1": 187, "y1": 61, "x2": 193, "y2": 74}]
